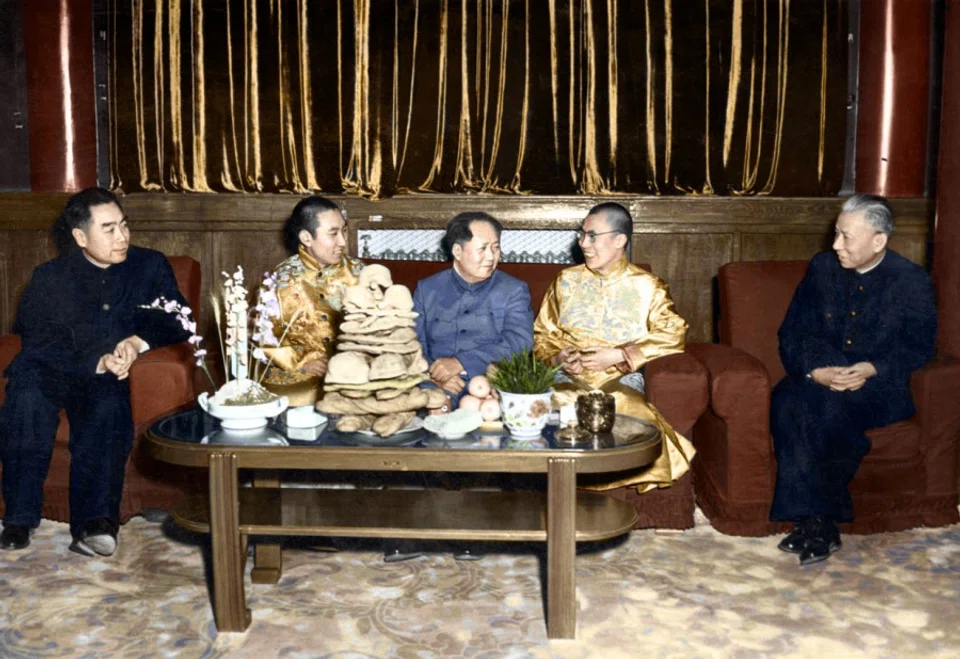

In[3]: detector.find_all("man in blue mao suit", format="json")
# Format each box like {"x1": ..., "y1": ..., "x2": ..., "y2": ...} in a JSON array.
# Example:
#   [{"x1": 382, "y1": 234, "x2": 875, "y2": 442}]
[
  {"x1": 0, "y1": 188, "x2": 190, "y2": 556},
  {"x1": 380, "y1": 212, "x2": 533, "y2": 563},
  {"x1": 413, "y1": 211, "x2": 534, "y2": 403},
  {"x1": 771, "y1": 194, "x2": 937, "y2": 565}
]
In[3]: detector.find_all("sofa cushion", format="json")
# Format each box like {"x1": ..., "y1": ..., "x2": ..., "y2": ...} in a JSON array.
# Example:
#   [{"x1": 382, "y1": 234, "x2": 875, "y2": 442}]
[
  {"x1": 718, "y1": 260, "x2": 808, "y2": 382},
  {"x1": 864, "y1": 421, "x2": 920, "y2": 461}
]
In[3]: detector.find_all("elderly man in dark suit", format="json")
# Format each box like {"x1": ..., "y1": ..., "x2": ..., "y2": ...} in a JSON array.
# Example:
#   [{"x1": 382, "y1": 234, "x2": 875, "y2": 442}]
[
  {"x1": 0, "y1": 188, "x2": 189, "y2": 556},
  {"x1": 771, "y1": 194, "x2": 937, "y2": 565}
]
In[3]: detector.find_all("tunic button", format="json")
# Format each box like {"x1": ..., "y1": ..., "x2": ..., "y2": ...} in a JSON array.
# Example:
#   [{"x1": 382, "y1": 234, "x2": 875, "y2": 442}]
[
  {"x1": 858, "y1": 286, "x2": 864, "y2": 291},
  {"x1": 845, "y1": 339, "x2": 853, "y2": 346},
  {"x1": 102, "y1": 303, "x2": 110, "y2": 311},
  {"x1": 850, "y1": 311, "x2": 857, "y2": 317}
]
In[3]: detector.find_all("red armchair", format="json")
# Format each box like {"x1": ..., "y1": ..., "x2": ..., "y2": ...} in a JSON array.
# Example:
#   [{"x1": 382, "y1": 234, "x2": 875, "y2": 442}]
[
  {"x1": 0, "y1": 256, "x2": 202, "y2": 523},
  {"x1": 688, "y1": 260, "x2": 960, "y2": 536}
]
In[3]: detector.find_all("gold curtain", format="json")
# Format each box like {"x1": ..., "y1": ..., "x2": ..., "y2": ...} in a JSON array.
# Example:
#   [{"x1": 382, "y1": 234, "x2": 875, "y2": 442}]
[{"x1": 109, "y1": 0, "x2": 848, "y2": 198}]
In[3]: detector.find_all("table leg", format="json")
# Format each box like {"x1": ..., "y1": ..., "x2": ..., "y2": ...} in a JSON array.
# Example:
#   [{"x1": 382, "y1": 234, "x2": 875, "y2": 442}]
[
  {"x1": 251, "y1": 470, "x2": 283, "y2": 584},
  {"x1": 546, "y1": 457, "x2": 577, "y2": 639},
  {"x1": 209, "y1": 452, "x2": 251, "y2": 632}
]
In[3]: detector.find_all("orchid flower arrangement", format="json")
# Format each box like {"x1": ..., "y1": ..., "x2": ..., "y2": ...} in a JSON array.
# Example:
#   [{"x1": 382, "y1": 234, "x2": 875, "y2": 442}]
[{"x1": 142, "y1": 266, "x2": 291, "y2": 405}]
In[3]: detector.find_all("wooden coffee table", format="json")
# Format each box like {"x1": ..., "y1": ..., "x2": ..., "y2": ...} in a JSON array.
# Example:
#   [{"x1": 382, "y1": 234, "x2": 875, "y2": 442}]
[{"x1": 145, "y1": 409, "x2": 660, "y2": 639}]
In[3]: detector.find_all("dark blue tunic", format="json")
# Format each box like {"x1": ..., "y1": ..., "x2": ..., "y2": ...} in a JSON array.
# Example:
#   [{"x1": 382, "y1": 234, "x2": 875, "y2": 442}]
[
  {"x1": 770, "y1": 250, "x2": 937, "y2": 523},
  {"x1": 1, "y1": 246, "x2": 189, "y2": 535}
]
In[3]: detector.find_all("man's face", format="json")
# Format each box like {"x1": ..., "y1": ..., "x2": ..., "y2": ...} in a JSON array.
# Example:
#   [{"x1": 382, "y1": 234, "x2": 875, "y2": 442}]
[
  {"x1": 300, "y1": 209, "x2": 347, "y2": 266},
  {"x1": 453, "y1": 221, "x2": 501, "y2": 284},
  {"x1": 72, "y1": 202, "x2": 130, "y2": 268},
  {"x1": 578, "y1": 213, "x2": 627, "y2": 274},
  {"x1": 832, "y1": 210, "x2": 887, "y2": 271}
]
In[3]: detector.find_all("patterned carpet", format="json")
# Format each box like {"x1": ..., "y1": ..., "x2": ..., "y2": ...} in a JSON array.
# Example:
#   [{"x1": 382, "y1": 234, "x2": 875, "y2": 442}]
[{"x1": 1, "y1": 510, "x2": 959, "y2": 658}]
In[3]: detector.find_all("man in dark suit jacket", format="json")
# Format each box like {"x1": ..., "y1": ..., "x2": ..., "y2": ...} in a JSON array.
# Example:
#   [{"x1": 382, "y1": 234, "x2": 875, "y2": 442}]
[
  {"x1": 0, "y1": 188, "x2": 189, "y2": 556},
  {"x1": 771, "y1": 194, "x2": 937, "y2": 565}
]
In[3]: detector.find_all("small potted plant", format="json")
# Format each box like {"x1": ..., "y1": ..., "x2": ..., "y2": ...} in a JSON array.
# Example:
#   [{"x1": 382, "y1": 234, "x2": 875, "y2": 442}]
[{"x1": 487, "y1": 349, "x2": 561, "y2": 439}]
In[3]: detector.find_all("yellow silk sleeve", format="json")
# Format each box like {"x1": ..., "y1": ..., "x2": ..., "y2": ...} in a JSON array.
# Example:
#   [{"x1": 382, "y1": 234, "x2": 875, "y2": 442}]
[{"x1": 619, "y1": 280, "x2": 688, "y2": 371}]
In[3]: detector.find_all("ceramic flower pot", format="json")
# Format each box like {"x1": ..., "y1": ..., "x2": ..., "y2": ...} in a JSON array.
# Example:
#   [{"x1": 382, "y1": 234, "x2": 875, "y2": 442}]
[
  {"x1": 198, "y1": 379, "x2": 288, "y2": 430},
  {"x1": 497, "y1": 389, "x2": 553, "y2": 439}
]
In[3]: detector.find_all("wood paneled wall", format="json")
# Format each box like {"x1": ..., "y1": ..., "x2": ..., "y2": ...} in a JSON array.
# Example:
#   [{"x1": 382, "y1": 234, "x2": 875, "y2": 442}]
[{"x1": 0, "y1": 194, "x2": 933, "y2": 344}]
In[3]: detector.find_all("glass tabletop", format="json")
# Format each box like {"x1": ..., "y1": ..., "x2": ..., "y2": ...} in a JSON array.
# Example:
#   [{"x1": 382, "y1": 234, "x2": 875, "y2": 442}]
[{"x1": 151, "y1": 406, "x2": 659, "y2": 453}]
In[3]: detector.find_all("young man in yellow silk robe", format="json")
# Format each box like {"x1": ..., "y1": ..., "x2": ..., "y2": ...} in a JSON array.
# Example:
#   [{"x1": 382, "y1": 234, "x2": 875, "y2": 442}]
[
  {"x1": 533, "y1": 202, "x2": 695, "y2": 492},
  {"x1": 260, "y1": 196, "x2": 364, "y2": 407}
]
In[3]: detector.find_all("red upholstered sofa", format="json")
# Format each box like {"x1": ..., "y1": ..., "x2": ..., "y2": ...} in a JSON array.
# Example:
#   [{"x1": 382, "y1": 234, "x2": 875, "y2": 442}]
[
  {"x1": 0, "y1": 256, "x2": 202, "y2": 524},
  {"x1": 369, "y1": 258, "x2": 709, "y2": 530},
  {"x1": 687, "y1": 260, "x2": 960, "y2": 536}
]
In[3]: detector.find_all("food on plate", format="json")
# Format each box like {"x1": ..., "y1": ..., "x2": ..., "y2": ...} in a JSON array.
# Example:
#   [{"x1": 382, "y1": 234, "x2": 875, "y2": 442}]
[
  {"x1": 479, "y1": 398, "x2": 501, "y2": 421},
  {"x1": 468, "y1": 375, "x2": 492, "y2": 399},
  {"x1": 458, "y1": 395, "x2": 482, "y2": 412}
]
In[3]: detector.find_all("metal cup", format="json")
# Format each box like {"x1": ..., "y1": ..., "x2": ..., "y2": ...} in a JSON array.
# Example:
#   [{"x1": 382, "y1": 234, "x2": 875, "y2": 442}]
[{"x1": 575, "y1": 391, "x2": 616, "y2": 433}]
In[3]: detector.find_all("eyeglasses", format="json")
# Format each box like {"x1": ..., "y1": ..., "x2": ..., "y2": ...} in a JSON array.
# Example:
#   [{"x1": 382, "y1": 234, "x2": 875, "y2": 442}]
[{"x1": 575, "y1": 229, "x2": 621, "y2": 243}]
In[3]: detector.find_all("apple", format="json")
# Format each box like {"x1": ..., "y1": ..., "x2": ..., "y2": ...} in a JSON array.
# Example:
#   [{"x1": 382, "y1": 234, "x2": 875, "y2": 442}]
[
  {"x1": 458, "y1": 395, "x2": 482, "y2": 412},
  {"x1": 479, "y1": 398, "x2": 501, "y2": 421},
  {"x1": 468, "y1": 375, "x2": 492, "y2": 399}
]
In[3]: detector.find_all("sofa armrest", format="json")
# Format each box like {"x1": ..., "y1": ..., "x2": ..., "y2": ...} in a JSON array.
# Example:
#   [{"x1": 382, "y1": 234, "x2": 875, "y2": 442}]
[
  {"x1": 686, "y1": 343, "x2": 777, "y2": 502},
  {"x1": 129, "y1": 343, "x2": 197, "y2": 428},
  {"x1": 910, "y1": 355, "x2": 960, "y2": 497},
  {"x1": 686, "y1": 343, "x2": 771, "y2": 423},
  {"x1": 645, "y1": 351, "x2": 708, "y2": 436}
]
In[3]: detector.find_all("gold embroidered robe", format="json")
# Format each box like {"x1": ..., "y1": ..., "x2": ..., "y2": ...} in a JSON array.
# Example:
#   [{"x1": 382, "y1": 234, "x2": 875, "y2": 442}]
[
  {"x1": 261, "y1": 247, "x2": 364, "y2": 406},
  {"x1": 533, "y1": 256, "x2": 696, "y2": 492}
]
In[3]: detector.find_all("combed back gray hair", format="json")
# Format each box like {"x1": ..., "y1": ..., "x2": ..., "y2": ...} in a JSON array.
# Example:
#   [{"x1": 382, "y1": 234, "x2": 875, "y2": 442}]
[{"x1": 841, "y1": 194, "x2": 894, "y2": 236}]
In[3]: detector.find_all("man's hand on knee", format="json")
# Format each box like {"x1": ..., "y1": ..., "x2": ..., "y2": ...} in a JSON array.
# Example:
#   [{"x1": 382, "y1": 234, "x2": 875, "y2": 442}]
[
  {"x1": 810, "y1": 366, "x2": 844, "y2": 388},
  {"x1": 830, "y1": 362, "x2": 877, "y2": 392}
]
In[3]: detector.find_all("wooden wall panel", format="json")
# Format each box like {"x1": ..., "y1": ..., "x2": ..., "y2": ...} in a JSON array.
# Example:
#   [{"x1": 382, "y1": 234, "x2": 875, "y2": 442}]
[
  {"x1": 633, "y1": 234, "x2": 734, "y2": 343},
  {"x1": 740, "y1": 234, "x2": 836, "y2": 263},
  {"x1": 0, "y1": 231, "x2": 56, "y2": 331},
  {"x1": 0, "y1": 194, "x2": 935, "y2": 342}
]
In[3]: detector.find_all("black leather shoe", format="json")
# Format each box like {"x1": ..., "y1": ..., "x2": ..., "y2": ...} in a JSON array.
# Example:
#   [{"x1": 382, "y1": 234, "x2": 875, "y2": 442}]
[
  {"x1": 798, "y1": 519, "x2": 841, "y2": 565},
  {"x1": 69, "y1": 518, "x2": 119, "y2": 557},
  {"x1": 777, "y1": 527, "x2": 808, "y2": 554},
  {"x1": 383, "y1": 541, "x2": 422, "y2": 563},
  {"x1": 452, "y1": 546, "x2": 484, "y2": 561},
  {"x1": 0, "y1": 524, "x2": 31, "y2": 551}
]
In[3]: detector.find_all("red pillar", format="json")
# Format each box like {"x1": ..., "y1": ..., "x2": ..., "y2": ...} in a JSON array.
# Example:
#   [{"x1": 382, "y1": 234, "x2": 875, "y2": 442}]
[
  {"x1": 934, "y1": 2, "x2": 960, "y2": 357},
  {"x1": 855, "y1": 0, "x2": 931, "y2": 197},
  {"x1": 22, "y1": 0, "x2": 98, "y2": 192}
]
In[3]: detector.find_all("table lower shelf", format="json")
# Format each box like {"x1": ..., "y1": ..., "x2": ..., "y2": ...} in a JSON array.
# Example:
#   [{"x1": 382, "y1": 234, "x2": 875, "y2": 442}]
[{"x1": 173, "y1": 487, "x2": 637, "y2": 542}]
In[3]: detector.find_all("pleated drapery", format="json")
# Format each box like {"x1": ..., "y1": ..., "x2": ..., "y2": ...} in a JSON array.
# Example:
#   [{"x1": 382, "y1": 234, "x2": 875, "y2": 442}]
[{"x1": 109, "y1": 0, "x2": 848, "y2": 198}]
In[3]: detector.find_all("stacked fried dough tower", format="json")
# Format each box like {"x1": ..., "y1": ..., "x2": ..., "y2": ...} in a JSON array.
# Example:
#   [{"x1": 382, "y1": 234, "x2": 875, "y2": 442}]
[{"x1": 317, "y1": 264, "x2": 445, "y2": 436}]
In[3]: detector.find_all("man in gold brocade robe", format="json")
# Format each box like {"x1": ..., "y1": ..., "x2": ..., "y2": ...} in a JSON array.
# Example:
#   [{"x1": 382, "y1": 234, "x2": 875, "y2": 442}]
[
  {"x1": 260, "y1": 197, "x2": 364, "y2": 407},
  {"x1": 533, "y1": 202, "x2": 696, "y2": 492}
]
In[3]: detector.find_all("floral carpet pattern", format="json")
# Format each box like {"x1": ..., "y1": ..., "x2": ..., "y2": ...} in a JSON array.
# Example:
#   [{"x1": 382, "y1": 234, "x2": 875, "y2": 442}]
[{"x1": 1, "y1": 510, "x2": 959, "y2": 658}]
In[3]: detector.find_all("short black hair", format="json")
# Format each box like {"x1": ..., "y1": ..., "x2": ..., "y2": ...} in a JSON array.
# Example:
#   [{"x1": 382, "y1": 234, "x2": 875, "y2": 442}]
[
  {"x1": 51, "y1": 187, "x2": 121, "y2": 255},
  {"x1": 441, "y1": 212, "x2": 503, "y2": 260},
  {"x1": 282, "y1": 196, "x2": 342, "y2": 253},
  {"x1": 586, "y1": 201, "x2": 632, "y2": 250}
]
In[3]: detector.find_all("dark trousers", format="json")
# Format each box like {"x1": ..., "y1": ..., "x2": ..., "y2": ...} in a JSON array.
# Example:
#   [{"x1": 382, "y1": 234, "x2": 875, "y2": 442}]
[
  {"x1": 0, "y1": 363, "x2": 133, "y2": 537},
  {"x1": 769, "y1": 376, "x2": 886, "y2": 524}
]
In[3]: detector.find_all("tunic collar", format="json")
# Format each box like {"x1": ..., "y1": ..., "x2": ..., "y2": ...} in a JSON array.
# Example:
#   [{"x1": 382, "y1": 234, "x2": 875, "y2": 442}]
[
  {"x1": 67, "y1": 246, "x2": 123, "y2": 277},
  {"x1": 452, "y1": 263, "x2": 495, "y2": 292},
  {"x1": 585, "y1": 254, "x2": 631, "y2": 279},
  {"x1": 298, "y1": 245, "x2": 349, "y2": 277}
]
